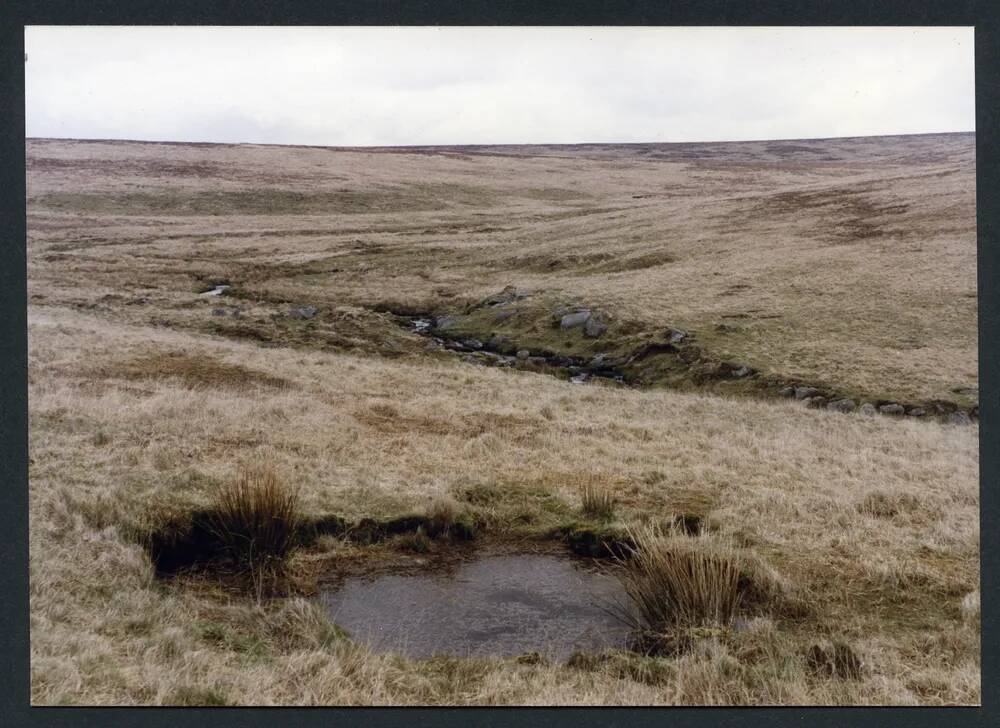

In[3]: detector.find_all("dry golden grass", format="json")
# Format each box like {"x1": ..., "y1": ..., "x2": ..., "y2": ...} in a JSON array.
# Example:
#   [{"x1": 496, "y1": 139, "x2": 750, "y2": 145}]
[
  {"x1": 25, "y1": 135, "x2": 979, "y2": 706},
  {"x1": 27, "y1": 307, "x2": 979, "y2": 705},
  {"x1": 580, "y1": 482, "x2": 617, "y2": 521},
  {"x1": 615, "y1": 526, "x2": 743, "y2": 633},
  {"x1": 26, "y1": 134, "x2": 977, "y2": 405}
]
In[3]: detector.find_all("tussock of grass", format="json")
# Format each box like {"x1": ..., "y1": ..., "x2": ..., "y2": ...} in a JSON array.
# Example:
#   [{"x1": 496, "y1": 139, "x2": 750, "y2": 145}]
[
  {"x1": 580, "y1": 482, "x2": 616, "y2": 521},
  {"x1": 206, "y1": 462, "x2": 300, "y2": 593},
  {"x1": 616, "y1": 526, "x2": 744, "y2": 635}
]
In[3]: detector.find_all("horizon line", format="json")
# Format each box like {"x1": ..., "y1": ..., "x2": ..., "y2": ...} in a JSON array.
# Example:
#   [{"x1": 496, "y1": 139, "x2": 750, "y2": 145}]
[{"x1": 25, "y1": 129, "x2": 976, "y2": 151}]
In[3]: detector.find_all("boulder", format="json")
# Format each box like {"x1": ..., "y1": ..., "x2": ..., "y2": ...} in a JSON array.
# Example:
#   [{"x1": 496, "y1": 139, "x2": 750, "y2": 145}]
[
  {"x1": 584, "y1": 317, "x2": 607, "y2": 338},
  {"x1": 732, "y1": 366, "x2": 753, "y2": 379},
  {"x1": 858, "y1": 403, "x2": 877, "y2": 416},
  {"x1": 948, "y1": 411, "x2": 973, "y2": 426},
  {"x1": 826, "y1": 398, "x2": 856, "y2": 413},
  {"x1": 906, "y1": 408, "x2": 926, "y2": 418},
  {"x1": 462, "y1": 339, "x2": 483, "y2": 350},
  {"x1": 289, "y1": 306, "x2": 318, "y2": 320},
  {"x1": 879, "y1": 403, "x2": 905, "y2": 416},
  {"x1": 795, "y1": 386, "x2": 821, "y2": 400},
  {"x1": 487, "y1": 334, "x2": 511, "y2": 352},
  {"x1": 560, "y1": 311, "x2": 592, "y2": 330},
  {"x1": 666, "y1": 328, "x2": 687, "y2": 344},
  {"x1": 436, "y1": 315, "x2": 461, "y2": 330}
]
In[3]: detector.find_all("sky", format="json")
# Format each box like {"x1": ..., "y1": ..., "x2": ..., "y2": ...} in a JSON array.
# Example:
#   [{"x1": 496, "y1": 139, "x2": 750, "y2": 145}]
[{"x1": 24, "y1": 26, "x2": 975, "y2": 146}]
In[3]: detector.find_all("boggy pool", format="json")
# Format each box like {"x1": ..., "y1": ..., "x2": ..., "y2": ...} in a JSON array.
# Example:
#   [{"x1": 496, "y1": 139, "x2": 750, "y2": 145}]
[{"x1": 318, "y1": 552, "x2": 631, "y2": 660}]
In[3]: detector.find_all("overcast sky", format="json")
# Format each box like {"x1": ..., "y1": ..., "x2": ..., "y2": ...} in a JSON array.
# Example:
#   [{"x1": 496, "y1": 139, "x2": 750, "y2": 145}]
[{"x1": 24, "y1": 26, "x2": 975, "y2": 146}]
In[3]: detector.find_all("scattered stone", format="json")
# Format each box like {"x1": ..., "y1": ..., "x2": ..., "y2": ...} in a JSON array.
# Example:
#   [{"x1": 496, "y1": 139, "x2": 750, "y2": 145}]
[
  {"x1": 200, "y1": 285, "x2": 230, "y2": 297},
  {"x1": 795, "y1": 386, "x2": 821, "y2": 400},
  {"x1": 462, "y1": 339, "x2": 483, "y2": 350},
  {"x1": 289, "y1": 306, "x2": 318, "y2": 320},
  {"x1": 948, "y1": 411, "x2": 973, "y2": 426},
  {"x1": 211, "y1": 308, "x2": 227, "y2": 317},
  {"x1": 806, "y1": 396, "x2": 827, "y2": 409},
  {"x1": 879, "y1": 403, "x2": 905, "y2": 416},
  {"x1": 570, "y1": 373, "x2": 589, "y2": 384},
  {"x1": 777, "y1": 386, "x2": 795, "y2": 398},
  {"x1": 858, "y1": 403, "x2": 877, "y2": 416},
  {"x1": 436, "y1": 315, "x2": 461, "y2": 330},
  {"x1": 906, "y1": 407, "x2": 926, "y2": 418},
  {"x1": 560, "y1": 311, "x2": 592, "y2": 330},
  {"x1": 666, "y1": 328, "x2": 687, "y2": 344},
  {"x1": 483, "y1": 285, "x2": 525, "y2": 307},
  {"x1": 826, "y1": 398, "x2": 857, "y2": 413},
  {"x1": 584, "y1": 317, "x2": 607, "y2": 338},
  {"x1": 126, "y1": 295, "x2": 151, "y2": 305},
  {"x1": 487, "y1": 334, "x2": 512, "y2": 352},
  {"x1": 516, "y1": 349, "x2": 531, "y2": 360},
  {"x1": 732, "y1": 366, "x2": 753, "y2": 379},
  {"x1": 412, "y1": 318, "x2": 432, "y2": 332},
  {"x1": 590, "y1": 353, "x2": 607, "y2": 367}
]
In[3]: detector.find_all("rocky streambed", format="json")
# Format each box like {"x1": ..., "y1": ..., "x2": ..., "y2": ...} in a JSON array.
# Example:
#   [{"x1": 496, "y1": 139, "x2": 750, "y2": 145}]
[{"x1": 389, "y1": 287, "x2": 978, "y2": 426}]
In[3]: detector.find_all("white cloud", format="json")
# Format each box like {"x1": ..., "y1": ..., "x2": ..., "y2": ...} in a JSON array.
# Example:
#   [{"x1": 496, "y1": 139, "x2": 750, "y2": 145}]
[{"x1": 24, "y1": 26, "x2": 975, "y2": 145}]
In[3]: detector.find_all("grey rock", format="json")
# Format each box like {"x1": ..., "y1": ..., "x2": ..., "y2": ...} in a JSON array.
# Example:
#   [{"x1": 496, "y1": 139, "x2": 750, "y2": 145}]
[
  {"x1": 806, "y1": 396, "x2": 828, "y2": 409},
  {"x1": 906, "y1": 408, "x2": 926, "y2": 418},
  {"x1": 200, "y1": 285, "x2": 230, "y2": 297},
  {"x1": 732, "y1": 366, "x2": 753, "y2": 379},
  {"x1": 826, "y1": 398, "x2": 857, "y2": 413},
  {"x1": 211, "y1": 308, "x2": 227, "y2": 317},
  {"x1": 487, "y1": 334, "x2": 511, "y2": 351},
  {"x1": 666, "y1": 328, "x2": 688, "y2": 344},
  {"x1": 795, "y1": 386, "x2": 821, "y2": 400},
  {"x1": 584, "y1": 317, "x2": 607, "y2": 338},
  {"x1": 462, "y1": 339, "x2": 483, "y2": 350},
  {"x1": 560, "y1": 311, "x2": 592, "y2": 330},
  {"x1": 516, "y1": 349, "x2": 531, "y2": 360},
  {"x1": 948, "y1": 411, "x2": 973, "y2": 426},
  {"x1": 436, "y1": 315, "x2": 461, "y2": 330},
  {"x1": 552, "y1": 306, "x2": 572, "y2": 318},
  {"x1": 858, "y1": 403, "x2": 877, "y2": 416},
  {"x1": 289, "y1": 305, "x2": 318, "y2": 320},
  {"x1": 879, "y1": 403, "x2": 905, "y2": 416},
  {"x1": 570, "y1": 373, "x2": 589, "y2": 384},
  {"x1": 778, "y1": 386, "x2": 796, "y2": 398},
  {"x1": 494, "y1": 309, "x2": 518, "y2": 322},
  {"x1": 590, "y1": 353, "x2": 607, "y2": 367}
]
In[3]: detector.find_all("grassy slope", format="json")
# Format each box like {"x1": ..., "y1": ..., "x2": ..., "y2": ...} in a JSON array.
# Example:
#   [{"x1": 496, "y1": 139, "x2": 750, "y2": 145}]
[{"x1": 27, "y1": 136, "x2": 979, "y2": 705}]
